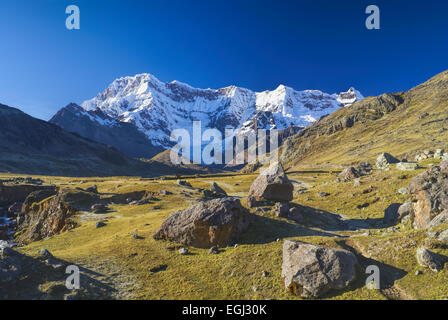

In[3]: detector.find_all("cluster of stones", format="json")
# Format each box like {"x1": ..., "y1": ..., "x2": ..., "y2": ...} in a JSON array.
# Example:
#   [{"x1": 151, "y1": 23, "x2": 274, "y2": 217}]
[{"x1": 414, "y1": 149, "x2": 447, "y2": 161}]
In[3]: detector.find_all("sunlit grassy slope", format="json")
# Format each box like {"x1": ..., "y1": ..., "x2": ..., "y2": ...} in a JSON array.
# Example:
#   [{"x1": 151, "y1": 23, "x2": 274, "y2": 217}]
[{"x1": 280, "y1": 70, "x2": 448, "y2": 171}]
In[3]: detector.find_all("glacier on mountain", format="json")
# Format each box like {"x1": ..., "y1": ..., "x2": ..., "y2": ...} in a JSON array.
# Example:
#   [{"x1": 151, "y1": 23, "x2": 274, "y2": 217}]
[{"x1": 80, "y1": 73, "x2": 364, "y2": 148}]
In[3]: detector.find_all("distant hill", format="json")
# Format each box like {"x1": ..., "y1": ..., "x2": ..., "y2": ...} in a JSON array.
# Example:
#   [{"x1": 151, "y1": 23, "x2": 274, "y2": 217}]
[{"x1": 0, "y1": 103, "x2": 153, "y2": 176}]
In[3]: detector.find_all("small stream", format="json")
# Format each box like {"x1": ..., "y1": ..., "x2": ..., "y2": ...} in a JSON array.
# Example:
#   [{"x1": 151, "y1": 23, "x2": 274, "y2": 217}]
[{"x1": 0, "y1": 206, "x2": 17, "y2": 249}]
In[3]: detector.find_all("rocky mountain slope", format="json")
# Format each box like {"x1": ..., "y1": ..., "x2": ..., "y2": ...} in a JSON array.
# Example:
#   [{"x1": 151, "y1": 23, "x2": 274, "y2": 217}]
[
  {"x1": 280, "y1": 70, "x2": 448, "y2": 170},
  {"x1": 50, "y1": 73, "x2": 363, "y2": 158},
  {"x1": 0, "y1": 103, "x2": 155, "y2": 176}
]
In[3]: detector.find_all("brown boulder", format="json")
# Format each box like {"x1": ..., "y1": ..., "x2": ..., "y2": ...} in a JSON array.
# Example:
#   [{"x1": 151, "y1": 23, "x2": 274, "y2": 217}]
[
  {"x1": 247, "y1": 162, "x2": 293, "y2": 203},
  {"x1": 338, "y1": 166, "x2": 360, "y2": 182},
  {"x1": 408, "y1": 160, "x2": 448, "y2": 229},
  {"x1": 16, "y1": 190, "x2": 83, "y2": 243},
  {"x1": 153, "y1": 197, "x2": 252, "y2": 248}
]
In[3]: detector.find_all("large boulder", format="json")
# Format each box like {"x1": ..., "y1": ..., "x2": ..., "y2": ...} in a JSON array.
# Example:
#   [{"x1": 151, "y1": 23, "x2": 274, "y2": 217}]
[
  {"x1": 281, "y1": 240, "x2": 358, "y2": 298},
  {"x1": 247, "y1": 162, "x2": 293, "y2": 204},
  {"x1": 408, "y1": 160, "x2": 448, "y2": 229},
  {"x1": 376, "y1": 153, "x2": 400, "y2": 170},
  {"x1": 338, "y1": 167, "x2": 360, "y2": 182},
  {"x1": 153, "y1": 197, "x2": 252, "y2": 248}
]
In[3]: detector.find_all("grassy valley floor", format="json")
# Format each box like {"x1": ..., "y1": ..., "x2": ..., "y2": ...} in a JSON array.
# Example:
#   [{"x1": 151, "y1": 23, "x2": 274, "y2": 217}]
[{"x1": 6, "y1": 158, "x2": 448, "y2": 300}]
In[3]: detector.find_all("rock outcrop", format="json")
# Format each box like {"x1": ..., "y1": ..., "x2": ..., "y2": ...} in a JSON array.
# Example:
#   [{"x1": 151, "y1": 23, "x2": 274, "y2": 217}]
[
  {"x1": 16, "y1": 190, "x2": 80, "y2": 243},
  {"x1": 247, "y1": 162, "x2": 293, "y2": 205},
  {"x1": 408, "y1": 160, "x2": 448, "y2": 229},
  {"x1": 282, "y1": 240, "x2": 358, "y2": 298},
  {"x1": 153, "y1": 197, "x2": 252, "y2": 248}
]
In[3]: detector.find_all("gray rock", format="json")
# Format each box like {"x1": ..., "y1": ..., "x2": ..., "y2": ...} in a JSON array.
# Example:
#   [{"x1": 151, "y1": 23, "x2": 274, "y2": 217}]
[
  {"x1": 177, "y1": 179, "x2": 192, "y2": 187},
  {"x1": 38, "y1": 248, "x2": 53, "y2": 259},
  {"x1": 398, "y1": 188, "x2": 408, "y2": 195},
  {"x1": 210, "y1": 182, "x2": 227, "y2": 196},
  {"x1": 178, "y1": 247, "x2": 188, "y2": 255},
  {"x1": 434, "y1": 149, "x2": 445, "y2": 160},
  {"x1": 409, "y1": 161, "x2": 448, "y2": 229},
  {"x1": 427, "y1": 210, "x2": 448, "y2": 228},
  {"x1": 416, "y1": 247, "x2": 446, "y2": 272},
  {"x1": 281, "y1": 240, "x2": 358, "y2": 298},
  {"x1": 153, "y1": 197, "x2": 252, "y2": 249},
  {"x1": 396, "y1": 162, "x2": 419, "y2": 171},
  {"x1": 95, "y1": 221, "x2": 106, "y2": 228},
  {"x1": 247, "y1": 162, "x2": 293, "y2": 203},
  {"x1": 376, "y1": 153, "x2": 400, "y2": 170},
  {"x1": 273, "y1": 202, "x2": 290, "y2": 218},
  {"x1": 437, "y1": 230, "x2": 448, "y2": 242},
  {"x1": 318, "y1": 192, "x2": 330, "y2": 197},
  {"x1": 397, "y1": 201, "x2": 414, "y2": 223},
  {"x1": 209, "y1": 246, "x2": 219, "y2": 254}
]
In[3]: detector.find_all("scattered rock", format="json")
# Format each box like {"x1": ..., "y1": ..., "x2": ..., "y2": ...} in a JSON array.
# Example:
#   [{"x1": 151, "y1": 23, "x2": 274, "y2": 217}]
[
  {"x1": 209, "y1": 246, "x2": 219, "y2": 254},
  {"x1": 356, "y1": 162, "x2": 373, "y2": 175},
  {"x1": 91, "y1": 203, "x2": 108, "y2": 213},
  {"x1": 437, "y1": 230, "x2": 448, "y2": 242},
  {"x1": 398, "y1": 188, "x2": 408, "y2": 195},
  {"x1": 427, "y1": 210, "x2": 448, "y2": 228},
  {"x1": 261, "y1": 271, "x2": 269, "y2": 277},
  {"x1": 318, "y1": 192, "x2": 330, "y2": 197},
  {"x1": 409, "y1": 161, "x2": 448, "y2": 229},
  {"x1": 95, "y1": 221, "x2": 106, "y2": 229},
  {"x1": 153, "y1": 197, "x2": 252, "y2": 248},
  {"x1": 282, "y1": 240, "x2": 358, "y2": 298},
  {"x1": 178, "y1": 247, "x2": 188, "y2": 255},
  {"x1": 376, "y1": 153, "x2": 400, "y2": 170},
  {"x1": 338, "y1": 167, "x2": 360, "y2": 182},
  {"x1": 158, "y1": 190, "x2": 173, "y2": 196},
  {"x1": 434, "y1": 149, "x2": 445, "y2": 160},
  {"x1": 397, "y1": 200, "x2": 414, "y2": 223},
  {"x1": 177, "y1": 180, "x2": 192, "y2": 187},
  {"x1": 38, "y1": 248, "x2": 53, "y2": 260},
  {"x1": 396, "y1": 162, "x2": 419, "y2": 171},
  {"x1": 252, "y1": 286, "x2": 259, "y2": 292},
  {"x1": 85, "y1": 185, "x2": 98, "y2": 193},
  {"x1": 149, "y1": 265, "x2": 167, "y2": 273},
  {"x1": 416, "y1": 247, "x2": 446, "y2": 272},
  {"x1": 273, "y1": 202, "x2": 290, "y2": 218},
  {"x1": 210, "y1": 182, "x2": 227, "y2": 196},
  {"x1": 247, "y1": 162, "x2": 293, "y2": 204}
]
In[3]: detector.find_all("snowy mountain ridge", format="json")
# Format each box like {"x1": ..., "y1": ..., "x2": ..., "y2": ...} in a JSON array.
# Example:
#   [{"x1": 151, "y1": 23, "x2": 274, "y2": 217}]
[{"x1": 77, "y1": 73, "x2": 364, "y2": 148}]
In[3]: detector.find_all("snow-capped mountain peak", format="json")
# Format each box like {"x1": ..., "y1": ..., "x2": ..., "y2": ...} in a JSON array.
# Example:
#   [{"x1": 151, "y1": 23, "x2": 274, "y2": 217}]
[{"x1": 77, "y1": 73, "x2": 363, "y2": 148}]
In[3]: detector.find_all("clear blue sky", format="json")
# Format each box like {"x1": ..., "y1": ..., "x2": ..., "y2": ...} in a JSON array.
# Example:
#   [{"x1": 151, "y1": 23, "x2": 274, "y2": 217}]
[{"x1": 0, "y1": 0, "x2": 447, "y2": 120}]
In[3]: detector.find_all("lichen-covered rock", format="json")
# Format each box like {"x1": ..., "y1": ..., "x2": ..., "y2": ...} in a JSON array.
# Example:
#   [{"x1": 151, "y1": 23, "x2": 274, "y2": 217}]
[
  {"x1": 16, "y1": 190, "x2": 83, "y2": 243},
  {"x1": 153, "y1": 197, "x2": 252, "y2": 248},
  {"x1": 282, "y1": 240, "x2": 358, "y2": 298},
  {"x1": 408, "y1": 160, "x2": 448, "y2": 229},
  {"x1": 247, "y1": 162, "x2": 293, "y2": 203}
]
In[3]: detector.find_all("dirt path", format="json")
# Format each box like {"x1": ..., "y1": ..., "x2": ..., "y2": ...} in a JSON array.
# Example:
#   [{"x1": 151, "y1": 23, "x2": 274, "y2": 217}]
[{"x1": 340, "y1": 239, "x2": 414, "y2": 300}]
